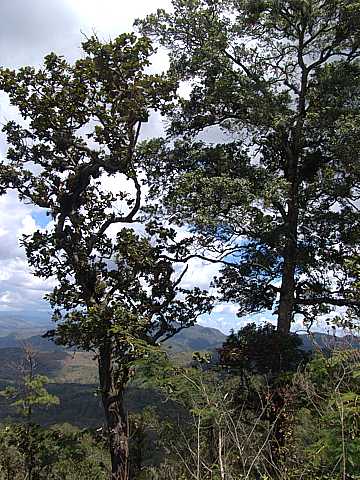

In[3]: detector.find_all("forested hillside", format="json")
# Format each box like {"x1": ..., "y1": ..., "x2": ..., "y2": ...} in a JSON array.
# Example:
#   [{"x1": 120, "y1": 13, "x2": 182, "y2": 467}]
[{"x1": 0, "y1": 1, "x2": 359, "y2": 479}]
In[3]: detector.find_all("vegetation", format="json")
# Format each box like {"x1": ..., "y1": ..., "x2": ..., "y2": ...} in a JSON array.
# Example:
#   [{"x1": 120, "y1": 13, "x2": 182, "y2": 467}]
[
  {"x1": 0, "y1": 0, "x2": 359, "y2": 479},
  {"x1": 0, "y1": 423, "x2": 110, "y2": 480},
  {"x1": 1, "y1": 338, "x2": 359, "y2": 478}
]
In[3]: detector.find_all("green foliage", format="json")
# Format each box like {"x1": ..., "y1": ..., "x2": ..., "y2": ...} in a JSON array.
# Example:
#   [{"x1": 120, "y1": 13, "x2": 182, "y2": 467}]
[
  {"x1": 1, "y1": 337, "x2": 359, "y2": 479},
  {"x1": 132, "y1": 345, "x2": 360, "y2": 479},
  {"x1": 219, "y1": 323, "x2": 307, "y2": 378},
  {"x1": 136, "y1": 351, "x2": 278, "y2": 479},
  {"x1": 292, "y1": 349, "x2": 360, "y2": 478},
  {"x1": 1, "y1": 375, "x2": 59, "y2": 418},
  {"x1": 0, "y1": 347, "x2": 59, "y2": 421},
  {"x1": 0, "y1": 424, "x2": 109, "y2": 479}
]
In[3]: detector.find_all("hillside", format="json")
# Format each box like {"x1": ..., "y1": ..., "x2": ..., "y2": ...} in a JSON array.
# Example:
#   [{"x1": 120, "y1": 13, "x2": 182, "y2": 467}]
[
  {"x1": 163, "y1": 324, "x2": 226, "y2": 353},
  {"x1": 1, "y1": 323, "x2": 358, "y2": 355},
  {"x1": 0, "y1": 312, "x2": 51, "y2": 338},
  {"x1": 0, "y1": 323, "x2": 226, "y2": 386},
  {"x1": 0, "y1": 321, "x2": 226, "y2": 427},
  {"x1": 0, "y1": 320, "x2": 358, "y2": 428},
  {"x1": 0, "y1": 322, "x2": 226, "y2": 353}
]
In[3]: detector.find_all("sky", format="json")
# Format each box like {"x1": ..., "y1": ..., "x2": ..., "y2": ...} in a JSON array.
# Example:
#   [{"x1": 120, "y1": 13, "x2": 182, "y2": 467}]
[{"x1": 0, "y1": 0, "x2": 296, "y2": 334}]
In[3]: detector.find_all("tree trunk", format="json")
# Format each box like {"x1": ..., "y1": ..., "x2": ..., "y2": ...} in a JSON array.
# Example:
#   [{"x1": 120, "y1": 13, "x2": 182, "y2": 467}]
[
  {"x1": 277, "y1": 35, "x2": 308, "y2": 334},
  {"x1": 277, "y1": 245, "x2": 297, "y2": 334},
  {"x1": 99, "y1": 342, "x2": 130, "y2": 480},
  {"x1": 277, "y1": 172, "x2": 299, "y2": 335}
]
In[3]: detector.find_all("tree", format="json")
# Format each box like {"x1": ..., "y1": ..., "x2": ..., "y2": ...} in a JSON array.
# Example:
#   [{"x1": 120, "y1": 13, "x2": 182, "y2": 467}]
[
  {"x1": 219, "y1": 323, "x2": 305, "y2": 379},
  {"x1": 138, "y1": 349, "x2": 295, "y2": 479},
  {"x1": 0, "y1": 424, "x2": 110, "y2": 480},
  {"x1": 0, "y1": 34, "x2": 211, "y2": 479},
  {"x1": 137, "y1": 0, "x2": 360, "y2": 333},
  {"x1": 218, "y1": 324, "x2": 307, "y2": 470},
  {"x1": 0, "y1": 345, "x2": 59, "y2": 421},
  {"x1": 0, "y1": 345, "x2": 59, "y2": 480}
]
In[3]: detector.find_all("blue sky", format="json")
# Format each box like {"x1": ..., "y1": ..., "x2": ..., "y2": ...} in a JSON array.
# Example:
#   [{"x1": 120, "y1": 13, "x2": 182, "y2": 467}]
[{"x1": 31, "y1": 212, "x2": 50, "y2": 229}]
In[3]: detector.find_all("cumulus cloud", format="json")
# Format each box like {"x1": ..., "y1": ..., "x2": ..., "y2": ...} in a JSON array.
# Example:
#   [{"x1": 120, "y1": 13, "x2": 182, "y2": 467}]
[
  {"x1": 181, "y1": 258, "x2": 220, "y2": 291},
  {"x1": 0, "y1": 250, "x2": 54, "y2": 314},
  {"x1": 0, "y1": 192, "x2": 34, "y2": 260},
  {"x1": 213, "y1": 304, "x2": 239, "y2": 315},
  {"x1": 0, "y1": 192, "x2": 55, "y2": 314}
]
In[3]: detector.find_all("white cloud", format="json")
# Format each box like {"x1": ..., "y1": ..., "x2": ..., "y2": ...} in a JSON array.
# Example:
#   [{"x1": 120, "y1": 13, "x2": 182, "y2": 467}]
[
  {"x1": 198, "y1": 309, "x2": 278, "y2": 335},
  {"x1": 0, "y1": 192, "x2": 34, "y2": 260},
  {"x1": 0, "y1": 0, "x2": 79, "y2": 69},
  {"x1": 181, "y1": 257, "x2": 220, "y2": 291},
  {"x1": 213, "y1": 304, "x2": 239, "y2": 315},
  {"x1": 0, "y1": 257, "x2": 54, "y2": 313},
  {"x1": 65, "y1": 0, "x2": 172, "y2": 38},
  {"x1": 0, "y1": 191, "x2": 55, "y2": 314},
  {"x1": 18, "y1": 215, "x2": 37, "y2": 238}
]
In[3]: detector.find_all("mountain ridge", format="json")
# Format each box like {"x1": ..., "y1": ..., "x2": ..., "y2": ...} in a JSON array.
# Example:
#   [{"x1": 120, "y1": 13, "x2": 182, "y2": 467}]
[
  {"x1": 0, "y1": 315, "x2": 358, "y2": 354},
  {"x1": 0, "y1": 322, "x2": 227, "y2": 353}
]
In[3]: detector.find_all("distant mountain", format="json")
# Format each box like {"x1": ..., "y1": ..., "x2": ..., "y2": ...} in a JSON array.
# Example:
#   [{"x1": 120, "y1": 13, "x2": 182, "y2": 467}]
[
  {"x1": 0, "y1": 315, "x2": 358, "y2": 356},
  {"x1": 0, "y1": 312, "x2": 51, "y2": 338},
  {"x1": 0, "y1": 332, "x2": 64, "y2": 351},
  {"x1": 299, "y1": 332, "x2": 360, "y2": 351},
  {"x1": 0, "y1": 312, "x2": 227, "y2": 353},
  {"x1": 0, "y1": 323, "x2": 226, "y2": 353},
  {"x1": 0, "y1": 323, "x2": 358, "y2": 428},
  {"x1": 164, "y1": 324, "x2": 227, "y2": 353}
]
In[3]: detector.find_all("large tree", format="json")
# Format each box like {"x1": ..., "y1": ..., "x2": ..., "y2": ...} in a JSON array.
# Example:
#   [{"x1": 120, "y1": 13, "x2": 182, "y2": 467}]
[
  {"x1": 0, "y1": 34, "x2": 211, "y2": 480},
  {"x1": 138, "y1": 0, "x2": 360, "y2": 333}
]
